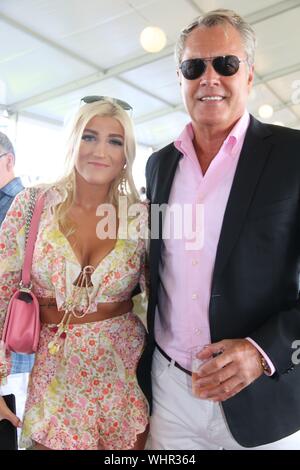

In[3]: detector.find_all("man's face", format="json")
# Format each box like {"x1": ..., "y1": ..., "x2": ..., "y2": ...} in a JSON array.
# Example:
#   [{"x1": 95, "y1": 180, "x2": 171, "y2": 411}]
[{"x1": 178, "y1": 24, "x2": 254, "y2": 132}]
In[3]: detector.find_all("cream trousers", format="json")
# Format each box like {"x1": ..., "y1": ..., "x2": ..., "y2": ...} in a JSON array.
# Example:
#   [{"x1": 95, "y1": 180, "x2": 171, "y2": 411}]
[{"x1": 147, "y1": 347, "x2": 300, "y2": 450}]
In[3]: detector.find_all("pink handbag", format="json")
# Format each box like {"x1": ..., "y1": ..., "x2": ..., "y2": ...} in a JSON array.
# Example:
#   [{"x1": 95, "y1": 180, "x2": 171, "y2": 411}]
[{"x1": 2, "y1": 189, "x2": 44, "y2": 354}]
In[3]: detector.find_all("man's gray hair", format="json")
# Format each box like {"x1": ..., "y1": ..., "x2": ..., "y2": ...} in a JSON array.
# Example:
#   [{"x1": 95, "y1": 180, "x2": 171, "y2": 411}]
[
  {"x1": 0, "y1": 131, "x2": 15, "y2": 157},
  {"x1": 175, "y1": 9, "x2": 257, "y2": 67}
]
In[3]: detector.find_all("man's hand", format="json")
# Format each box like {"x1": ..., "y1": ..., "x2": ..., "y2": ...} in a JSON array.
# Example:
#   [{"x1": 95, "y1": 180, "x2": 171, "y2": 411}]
[{"x1": 193, "y1": 339, "x2": 264, "y2": 402}]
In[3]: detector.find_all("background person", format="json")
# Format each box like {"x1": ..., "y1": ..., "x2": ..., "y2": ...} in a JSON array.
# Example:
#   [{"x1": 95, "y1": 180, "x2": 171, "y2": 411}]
[
  {"x1": 0, "y1": 97, "x2": 149, "y2": 450},
  {"x1": 0, "y1": 132, "x2": 33, "y2": 439}
]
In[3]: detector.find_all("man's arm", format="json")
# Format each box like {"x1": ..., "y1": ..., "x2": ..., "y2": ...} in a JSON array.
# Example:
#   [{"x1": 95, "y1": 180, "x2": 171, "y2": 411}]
[
  {"x1": 192, "y1": 300, "x2": 300, "y2": 402},
  {"x1": 191, "y1": 338, "x2": 265, "y2": 402}
]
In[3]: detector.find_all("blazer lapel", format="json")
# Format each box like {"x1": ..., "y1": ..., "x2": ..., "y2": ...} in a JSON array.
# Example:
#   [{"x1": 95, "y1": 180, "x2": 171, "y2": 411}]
[
  {"x1": 149, "y1": 143, "x2": 182, "y2": 268},
  {"x1": 151, "y1": 145, "x2": 182, "y2": 206},
  {"x1": 212, "y1": 117, "x2": 274, "y2": 286}
]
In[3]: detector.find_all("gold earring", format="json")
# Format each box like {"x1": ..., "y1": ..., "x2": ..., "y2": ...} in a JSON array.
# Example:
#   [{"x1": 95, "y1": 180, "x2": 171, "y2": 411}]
[{"x1": 120, "y1": 168, "x2": 127, "y2": 195}]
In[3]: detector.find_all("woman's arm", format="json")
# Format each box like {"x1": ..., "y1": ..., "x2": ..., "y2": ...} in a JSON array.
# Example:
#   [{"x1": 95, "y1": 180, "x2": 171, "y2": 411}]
[{"x1": 0, "y1": 188, "x2": 30, "y2": 384}]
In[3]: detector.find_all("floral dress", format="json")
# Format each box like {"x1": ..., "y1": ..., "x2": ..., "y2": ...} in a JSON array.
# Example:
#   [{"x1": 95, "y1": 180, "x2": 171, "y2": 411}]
[{"x1": 0, "y1": 187, "x2": 149, "y2": 450}]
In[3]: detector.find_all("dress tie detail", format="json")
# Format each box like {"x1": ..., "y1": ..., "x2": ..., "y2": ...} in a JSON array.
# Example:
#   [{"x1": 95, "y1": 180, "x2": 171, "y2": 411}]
[{"x1": 48, "y1": 265, "x2": 95, "y2": 355}]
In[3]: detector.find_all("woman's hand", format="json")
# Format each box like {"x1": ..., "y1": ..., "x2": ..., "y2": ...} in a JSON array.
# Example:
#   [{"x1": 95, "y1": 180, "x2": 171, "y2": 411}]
[{"x1": 0, "y1": 396, "x2": 22, "y2": 427}]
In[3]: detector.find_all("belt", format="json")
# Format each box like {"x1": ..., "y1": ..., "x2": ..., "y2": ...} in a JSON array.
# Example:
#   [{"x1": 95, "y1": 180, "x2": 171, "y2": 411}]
[{"x1": 155, "y1": 343, "x2": 192, "y2": 376}]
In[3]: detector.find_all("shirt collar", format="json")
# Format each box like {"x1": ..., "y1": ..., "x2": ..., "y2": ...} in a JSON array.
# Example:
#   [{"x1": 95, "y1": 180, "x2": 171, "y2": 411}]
[
  {"x1": 174, "y1": 122, "x2": 195, "y2": 157},
  {"x1": 223, "y1": 111, "x2": 250, "y2": 155},
  {"x1": 175, "y1": 111, "x2": 250, "y2": 159},
  {"x1": 0, "y1": 177, "x2": 24, "y2": 197}
]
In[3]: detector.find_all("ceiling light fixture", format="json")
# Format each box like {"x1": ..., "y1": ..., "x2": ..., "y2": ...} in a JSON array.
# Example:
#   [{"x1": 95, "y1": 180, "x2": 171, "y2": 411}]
[
  {"x1": 258, "y1": 104, "x2": 274, "y2": 119},
  {"x1": 140, "y1": 26, "x2": 167, "y2": 53}
]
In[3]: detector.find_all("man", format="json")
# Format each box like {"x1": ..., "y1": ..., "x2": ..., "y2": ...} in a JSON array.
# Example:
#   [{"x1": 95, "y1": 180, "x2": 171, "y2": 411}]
[
  {"x1": 137, "y1": 9, "x2": 300, "y2": 449},
  {"x1": 0, "y1": 132, "x2": 34, "y2": 383}
]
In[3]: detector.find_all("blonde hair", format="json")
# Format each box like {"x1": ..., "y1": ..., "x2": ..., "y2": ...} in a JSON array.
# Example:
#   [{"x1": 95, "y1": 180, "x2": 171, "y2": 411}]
[
  {"x1": 50, "y1": 99, "x2": 139, "y2": 233},
  {"x1": 175, "y1": 9, "x2": 257, "y2": 67}
]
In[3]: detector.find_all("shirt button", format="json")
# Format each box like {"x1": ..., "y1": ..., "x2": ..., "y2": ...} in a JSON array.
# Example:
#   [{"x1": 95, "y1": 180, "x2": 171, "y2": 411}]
[
  {"x1": 192, "y1": 260, "x2": 198, "y2": 266},
  {"x1": 192, "y1": 293, "x2": 198, "y2": 300},
  {"x1": 194, "y1": 328, "x2": 201, "y2": 335}
]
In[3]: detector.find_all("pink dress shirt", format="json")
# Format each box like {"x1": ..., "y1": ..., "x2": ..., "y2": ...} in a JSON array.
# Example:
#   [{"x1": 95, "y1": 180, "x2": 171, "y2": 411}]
[{"x1": 155, "y1": 111, "x2": 275, "y2": 375}]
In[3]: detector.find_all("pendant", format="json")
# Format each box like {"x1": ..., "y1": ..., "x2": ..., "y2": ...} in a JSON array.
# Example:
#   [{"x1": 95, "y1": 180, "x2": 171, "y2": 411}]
[{"x1": 48, "y1": 316, "x2": 68, "y2": 355}]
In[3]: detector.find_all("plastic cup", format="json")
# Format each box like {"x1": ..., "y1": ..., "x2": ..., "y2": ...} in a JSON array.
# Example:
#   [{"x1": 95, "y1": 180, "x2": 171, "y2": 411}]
[{"x1": 190, "y1": 345, "x2": 208, "y2": 397}]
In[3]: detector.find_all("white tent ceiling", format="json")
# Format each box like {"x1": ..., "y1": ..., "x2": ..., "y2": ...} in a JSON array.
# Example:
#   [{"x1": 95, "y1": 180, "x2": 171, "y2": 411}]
[{"x1": 1, "y1": 0, "x2": 300, "y2": 149}]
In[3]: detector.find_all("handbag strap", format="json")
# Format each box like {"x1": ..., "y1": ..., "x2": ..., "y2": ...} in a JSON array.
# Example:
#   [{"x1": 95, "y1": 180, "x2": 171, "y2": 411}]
[{"x1": 21, "y1": 189, "x2": 45, "y2": 288}]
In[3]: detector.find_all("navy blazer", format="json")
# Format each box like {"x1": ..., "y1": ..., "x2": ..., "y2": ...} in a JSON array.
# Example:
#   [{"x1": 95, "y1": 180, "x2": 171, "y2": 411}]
[{"x1": 137, "y1": 115, "x2": 300, "y2": 447}]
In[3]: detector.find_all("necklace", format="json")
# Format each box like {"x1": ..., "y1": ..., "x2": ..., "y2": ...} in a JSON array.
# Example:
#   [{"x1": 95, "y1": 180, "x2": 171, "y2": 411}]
[{"x1": 48, "y1": 265, "x2": 95, "y2": 355}]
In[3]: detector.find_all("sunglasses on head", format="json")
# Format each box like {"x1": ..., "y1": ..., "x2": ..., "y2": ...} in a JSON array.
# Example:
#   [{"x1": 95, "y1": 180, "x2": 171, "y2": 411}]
[
  {"x1": 81, "y1": 95, "x2": 133, "y2": 111},
  {"x1": 179, "y1": 55, "x2": 247, "y2": 80}
]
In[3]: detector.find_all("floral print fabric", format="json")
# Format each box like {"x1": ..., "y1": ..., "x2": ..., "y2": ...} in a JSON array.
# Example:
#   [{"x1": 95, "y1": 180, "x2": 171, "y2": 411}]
[
  {"x1": 0, "y1": 187, "x2": 149, "y2": 449},
  {"x1": 20, "y1": 313, "x2": 148, "y2": 450}
]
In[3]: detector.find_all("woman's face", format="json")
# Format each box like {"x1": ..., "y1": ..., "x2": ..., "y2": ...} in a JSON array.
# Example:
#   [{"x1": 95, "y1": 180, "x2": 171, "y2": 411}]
[{"x1": 75, "y1": 115, "x2": 126, "y2": 187}]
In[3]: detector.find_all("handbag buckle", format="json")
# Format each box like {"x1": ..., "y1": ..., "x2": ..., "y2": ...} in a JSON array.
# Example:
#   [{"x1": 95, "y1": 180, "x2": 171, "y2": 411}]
[{"x1": 19, "y1": 280, "x2": 33, "y2": 292}]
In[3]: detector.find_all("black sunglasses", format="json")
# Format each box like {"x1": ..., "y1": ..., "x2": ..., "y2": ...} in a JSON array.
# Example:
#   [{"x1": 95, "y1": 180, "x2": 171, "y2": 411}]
[
  {"x1": 81, "y1": 95, "x2": 133, "y2": 111},
  {"x1": 179, "y1": 55, "x2": 247, "y2": 80}
]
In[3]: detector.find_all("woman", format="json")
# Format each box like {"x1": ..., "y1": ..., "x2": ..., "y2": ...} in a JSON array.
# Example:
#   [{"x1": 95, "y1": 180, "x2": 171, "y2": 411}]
[{"x1": 0, "y1": 97, "x2": 149, "y2": 450}]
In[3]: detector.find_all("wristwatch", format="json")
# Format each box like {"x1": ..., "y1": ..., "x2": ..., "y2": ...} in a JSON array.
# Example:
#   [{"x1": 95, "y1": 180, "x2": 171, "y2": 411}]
[{"x1": 260, "y1": 355, "x2": 271, "y2": 375}]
